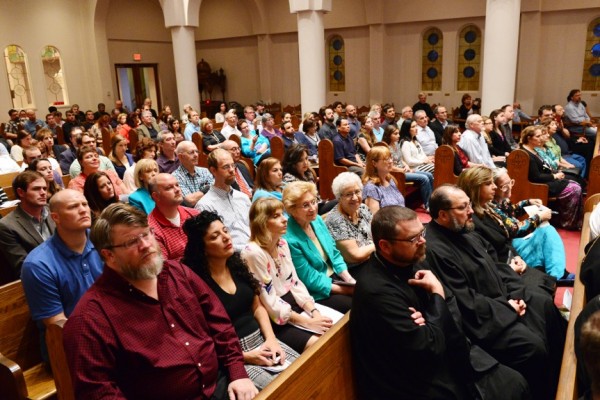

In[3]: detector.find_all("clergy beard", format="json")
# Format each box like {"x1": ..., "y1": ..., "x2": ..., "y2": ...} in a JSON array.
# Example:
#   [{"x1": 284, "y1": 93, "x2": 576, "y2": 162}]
[
  {"x1": 120, "y1": 249, "x2": 164, "y2": 280},
  {"x1": 450, "y1": 216, "x2": 475, "y2": 233}
]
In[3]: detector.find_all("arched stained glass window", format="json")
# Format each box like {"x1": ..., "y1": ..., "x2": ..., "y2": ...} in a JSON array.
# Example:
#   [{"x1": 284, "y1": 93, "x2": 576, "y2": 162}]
[
  {"x1": 457, "y1": 25, "x2": 481, "y2": 91},
  {"x1": 3, "y1": 45, "x2": 34, "y2": 108},
  {"x1": 328, "y1": 35, "x2": 345, "y2": 92},
  {"x1": 582, "y1": 17, "x2": 600, "y2": 91},
  {"x1": 422, "y1": 28, "x2": 443, "y2": 91},
  {"x1": 41, "y1": 46, "x2": 69, "y2": 106}
]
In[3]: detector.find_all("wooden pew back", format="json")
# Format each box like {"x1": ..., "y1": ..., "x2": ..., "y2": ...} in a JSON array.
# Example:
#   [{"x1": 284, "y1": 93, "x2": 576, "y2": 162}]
[
  {"x1": 506, "y1": 149, "x2": 549, "y2": 204},
  {"x1": 317, "y1": 140, "x2": 347, "y2": 200},
  {"x1": 46, "y1": 319, "x2": 75, "y2": 400},
  {"x1": 0, "y1": 280, "x2": 56, "y2": 400},
  {"x1": 270, "y1": 136, "x2": 285, "y2": 162},
  {"x1": 433, "y1": 145, "x2": 459, "y2": 188},
  {"x1": 256, "y1": 313, "x2": 356, "y2": 400},
  {"x1": 192, "y1": 133, "x2": 208, "y2": 168}
]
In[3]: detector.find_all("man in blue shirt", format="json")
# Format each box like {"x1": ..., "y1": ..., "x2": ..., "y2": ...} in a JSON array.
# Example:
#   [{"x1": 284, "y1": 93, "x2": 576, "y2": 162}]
[
  {"x1": 23, "y1": 109, "x2": 46, "y2": 135},
  {"x1": 332, "y1": 117, "x2": 364, "y2": 176},
  {"x1": 21, "y1": 189, "x2": 103, "y2": 359}
]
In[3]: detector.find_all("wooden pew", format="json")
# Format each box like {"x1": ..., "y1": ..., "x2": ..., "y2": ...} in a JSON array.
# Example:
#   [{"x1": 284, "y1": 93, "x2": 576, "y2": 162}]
[
  {"x1": 0, "y1": 171, "x2": 19, "y2": 189},
  {"x1": 100, "y1": 128, "x2": 111, "y2": 156},
  {"x1": 506, "y1": 149, "x2": 549, "y2": 204},
  {"x1": 269, "y1": 136, "x2": 285, "y2": 161},
  {"x1": 586, "y1": 155, "x2": 600, "y2": 198},
  {"x1": 192, "y1": 133, "x2": 209, "y2": 168},
  {"x1": 433, "y1": 145, "x2": 459, "y2": 188},
  {"x1": 0, "y1": 280, "x2": 56, "y2": 400},
  {"x1": 317, "y1": 140, "x2": 347, "y2": 200},
  {"x1": 256, "y1": 313, "x2": 356, "y2": 400},
  {"x1": 555, "y1": 195, "x2": 599, "y2": 399},
  {"x1": 46, "y1": 320, "x2": 74, "y2": 400}
]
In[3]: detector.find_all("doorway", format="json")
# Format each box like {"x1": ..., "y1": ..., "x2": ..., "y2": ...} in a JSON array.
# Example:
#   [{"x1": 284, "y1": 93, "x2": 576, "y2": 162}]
[{"x1": 115, "y1": 64, "x2": 161, "y2": 113}]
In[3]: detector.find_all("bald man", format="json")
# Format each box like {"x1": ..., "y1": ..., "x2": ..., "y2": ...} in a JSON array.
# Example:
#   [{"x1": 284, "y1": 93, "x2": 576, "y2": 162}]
[{"x1": 21, "y1": 189, "x2": 103, "y2": 359}]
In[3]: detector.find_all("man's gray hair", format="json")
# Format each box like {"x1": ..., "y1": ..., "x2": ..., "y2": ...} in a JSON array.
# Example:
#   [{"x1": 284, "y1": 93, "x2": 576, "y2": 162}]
[{"x1": 414, "y1": 110, "x2": 426, "y2": 118}]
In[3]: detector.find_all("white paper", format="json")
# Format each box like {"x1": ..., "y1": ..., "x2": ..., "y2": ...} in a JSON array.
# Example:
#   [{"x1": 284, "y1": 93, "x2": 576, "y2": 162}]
[
  {"x1": 289, "y1": 303, "x2": 344, "y2": 334},
  {"x1": 563, "y1": 289, "x2": 573, "y2": 311}
]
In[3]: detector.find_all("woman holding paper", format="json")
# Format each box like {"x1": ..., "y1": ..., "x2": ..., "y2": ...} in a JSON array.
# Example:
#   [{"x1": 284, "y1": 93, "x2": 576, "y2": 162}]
[
  {"x1": 458, "y1": 166, "x2": 569, "y2": 287},
  {"x1": 283, "y1": 181, "x2": 355, "y2": 313},
  {"x1": 182, "y1": 210, "x2": 299, "y2": 390},
  {"x1": 491, "y1": 167, "x2": 571, "y2": 281},
  {"x1": 242, "y1": 198, "x2": 335, "y2": 353}
]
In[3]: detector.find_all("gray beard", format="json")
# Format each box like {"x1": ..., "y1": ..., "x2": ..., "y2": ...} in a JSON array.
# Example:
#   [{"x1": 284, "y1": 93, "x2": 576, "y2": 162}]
[
  {"x1": 120, "y1": 251, "x2": 164, "y2": 281},
  {"x1": 450, "y1": 216, "x2": 475, "y2": 233}
]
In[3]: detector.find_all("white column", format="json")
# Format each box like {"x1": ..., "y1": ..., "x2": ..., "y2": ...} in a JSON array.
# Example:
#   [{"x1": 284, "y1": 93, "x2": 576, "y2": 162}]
[
  {"x1": 481, "y1": 0, "x2": 521, "y2": 115},
  {"x1": 170, "y1": 26, "x2": 201, "y2": 114},
  {"x1": 290, "y1": 0, "x2": 332, "y2": 116}
]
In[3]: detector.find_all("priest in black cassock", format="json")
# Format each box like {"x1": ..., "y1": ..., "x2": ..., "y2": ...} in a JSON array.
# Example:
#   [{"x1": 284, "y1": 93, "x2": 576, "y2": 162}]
[
  {"x1": 423, "y1": 185, "x2": 566, "y2": 400},
  {"x1": 350, "y1": 206, "x2": 529, "y2": 400}
]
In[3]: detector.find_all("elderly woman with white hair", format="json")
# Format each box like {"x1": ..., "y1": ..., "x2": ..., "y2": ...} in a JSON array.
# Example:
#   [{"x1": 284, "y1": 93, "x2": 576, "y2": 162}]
[{"x1": 325, "y1": 172, "x2": 374, "y2": 280}]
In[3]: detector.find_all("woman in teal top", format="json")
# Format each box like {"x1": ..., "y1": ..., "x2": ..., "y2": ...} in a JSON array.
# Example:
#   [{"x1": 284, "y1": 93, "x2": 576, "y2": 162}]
[
  {"x1": 238, "y1": 119, "x2": 270, "y2": 165},
  {"x1": 128, "y1": 159, "x2": 158, "y2": 214},
  {"x1": 252, "y1": 157, "x2": 284, "y2": 202},
  {"x1": 282, "y1": 181, "x2": 355, "y2": 313}
]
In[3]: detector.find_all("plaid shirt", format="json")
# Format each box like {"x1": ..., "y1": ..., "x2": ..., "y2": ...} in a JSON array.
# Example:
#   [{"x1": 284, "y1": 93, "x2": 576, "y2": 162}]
[{"x1": 172, "y1": 165, "x2": 214, "y2": 199}]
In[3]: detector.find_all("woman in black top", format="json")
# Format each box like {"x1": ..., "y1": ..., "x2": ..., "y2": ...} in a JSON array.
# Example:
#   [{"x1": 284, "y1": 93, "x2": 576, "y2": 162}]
[{"x1": 182, "y1": 211, "x2": 298, "y2": 390}]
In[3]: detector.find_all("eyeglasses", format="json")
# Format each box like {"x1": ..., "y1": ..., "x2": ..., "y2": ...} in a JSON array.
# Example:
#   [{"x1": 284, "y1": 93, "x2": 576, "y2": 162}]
[
  {"x1": 108, "y1": 228, "x2": 154, "y2": 250},
  {"x1": 500, "y1": 179, "x2": 515, "y2": 192},
  {"x1": 388, "y1": 229, "x2": 426, "y2": 245},
  {"x1": 220, "y1": 163, "x2": 236, "y2": 171},
  {"x1": 341, "y1": 189, "x2": 362, "y2": 200},
  {"x1": 227, "y1": 147, "x2": 241, "y2": 152},
  {"x1": 296, "y1": 198, "x2": 318, "y2": 211},
  {"x1": 445, "y1": 201, "x2": 472, "y2": 211},
  {"x1": 184, "y1": 150, "x2": 199, "y2": 155}
]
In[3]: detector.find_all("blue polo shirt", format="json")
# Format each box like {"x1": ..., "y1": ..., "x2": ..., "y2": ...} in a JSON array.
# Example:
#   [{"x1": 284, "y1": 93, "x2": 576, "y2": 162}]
[
  {"x1": 333, "y1": 132, "x2": 357, "y2": 166},
  {"x1": 21, "y1": 230, "x2": 103, "y2": 321}
]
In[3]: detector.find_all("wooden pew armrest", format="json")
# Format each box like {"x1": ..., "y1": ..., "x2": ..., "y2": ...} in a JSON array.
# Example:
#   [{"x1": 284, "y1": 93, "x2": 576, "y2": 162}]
[{"x1": 0, "y1": 351, "x2": 28, "y2": 400}]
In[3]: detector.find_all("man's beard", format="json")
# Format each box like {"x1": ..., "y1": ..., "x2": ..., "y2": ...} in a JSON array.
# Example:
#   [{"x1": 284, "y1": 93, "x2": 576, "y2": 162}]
[
  {"x1": 120, "y1": 248, "x2": 164, "y2": 280},
  {"x1": 450, "y1": 215, "x2": 474, "y2": 233}
]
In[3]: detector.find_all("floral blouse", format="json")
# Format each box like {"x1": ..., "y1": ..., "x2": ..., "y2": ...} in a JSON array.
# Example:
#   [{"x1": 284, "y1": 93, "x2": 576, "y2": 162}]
[
  {"x1": 490, "y1": 198, "x2": 542, "y2": 239},
  {"x1": 535, "y1": 146, "x2": 559, "y2": 172},
  {"x1": 325, "y1": 204, "x2": 373, "y2": 267},
  {"x1": 241, "y1": 239, "x2": 314, "y2": 325}
]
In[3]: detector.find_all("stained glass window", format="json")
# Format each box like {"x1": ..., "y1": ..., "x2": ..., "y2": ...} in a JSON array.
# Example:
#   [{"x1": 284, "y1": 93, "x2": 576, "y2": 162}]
[
  {"x1": 3, "y1": 45, "x2": 34, "y2": 108},
  {"x1": 422, "y1": 28, "x2": 443, "y2": 91},
  {"x1": 582, "y1": 17, "x2": 600, "y2": 91},
  {"x1": 457, "y1": 25, "x2": 481, "y2": 92},
  {"x1": 41, "y1": 46, "x2": 69, "y2": 106},
  {"x1": 328, "y1": 35, "x2": 345, "y2": 92}
]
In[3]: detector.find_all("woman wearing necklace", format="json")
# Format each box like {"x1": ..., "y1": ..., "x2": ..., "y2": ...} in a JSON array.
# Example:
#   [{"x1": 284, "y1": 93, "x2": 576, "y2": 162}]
[
  {"x1": 242, "y1": 198, "x2": 334, "y2": 354},
  {"x1": 182, "y1": 211, "x2": 299, "y2": 390},
  {"x1": 520, "y1": 125, "x2": 583, "y2": 230},
  {"x1": 324, "y1": 172, "x2": 374, "y2": 280},
  {"x1": 200, "y1": 117, "x2": 226, "y2": 153},
  {"x1": 283, "y1": 181, "x2": 355, "y2": 313},
  {"x1": 362, "y1": 146, "x2": 405, "y2": 215}
]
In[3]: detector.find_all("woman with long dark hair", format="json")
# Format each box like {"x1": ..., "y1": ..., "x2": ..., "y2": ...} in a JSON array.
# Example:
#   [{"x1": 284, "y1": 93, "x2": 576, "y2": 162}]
[
  {"x1": 83, "y1": 171, "x2": 119, "y2": 220},
  {"x1": 182, "y1": 211, "x2": 299, "y2": 390}
]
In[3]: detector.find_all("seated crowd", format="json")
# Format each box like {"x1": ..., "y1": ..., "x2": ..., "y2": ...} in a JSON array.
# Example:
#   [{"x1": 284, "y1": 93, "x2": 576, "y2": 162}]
[{"x1": 0, "y1": 92, "x2": 597, "y2": 399}]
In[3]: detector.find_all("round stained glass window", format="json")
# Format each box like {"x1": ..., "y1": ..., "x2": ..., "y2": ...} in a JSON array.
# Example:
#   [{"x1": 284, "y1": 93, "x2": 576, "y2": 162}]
[
  {"x1": 428, "y1": 33, "x2": 439, "y2": 45},
  {"x1": 594, "y1": 23, "x2": 600, "y2": 38},
  {"x1": 427, "y1": 67, "x2": 438, "y2": 79},
  {"x1": 333, "y1": 55, "x2": 343, "y2": 66},
  {"x1": 427, "y1": 50, "x2": 439, "y2": 62},
  {"x1": 333, "y1": 70, "x2": 343, "y2": 81},
  {"x1": 592, "y1": 43, "x2": 600, "y2": 58},
  {"x1": 463, "y1": 66, "x2": 475, "y2": 78},
  {"x1": 332, "y1": 39, "x2": 343, "y2": 51},
  {"x1": 465, "y1": 30, "x2": 477, "y2": 44},
  {"x1": 464, "y1": 49, "x2": 476, "y2": 61},
  {"x1": 590, "y1": 63, "x2": 600, "y2": 77}
]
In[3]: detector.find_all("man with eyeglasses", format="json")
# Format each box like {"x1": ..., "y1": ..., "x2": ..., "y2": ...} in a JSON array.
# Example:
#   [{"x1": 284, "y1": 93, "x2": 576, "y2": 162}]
[
  {"x1": 63, "y1": 203, "x2": 257, "y2": 400},
  {"x1": 424, "y1": 185, "x2": 567, "y2": 400},
  {"x1": 172, "y1": 141, "x2": 214, "y2": 207},
  {"x1": 196, "y1": 149, "x2": 251, "y2": 251},
  {"x1": 458, "y1": 114, "x2": 496, "y2": 168},
  {"x1": 148, "y1": 173, "x2": 199, "y2": 261},
  {"x1": 21, "y1": 189, "x2": 102, "y2": 361},
  {"x1": 350, "y1": 205, "x2": 528, "y2": 400},
  {"x1": 221, "y1": 140, "x2": 253, "y2": 197}
]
